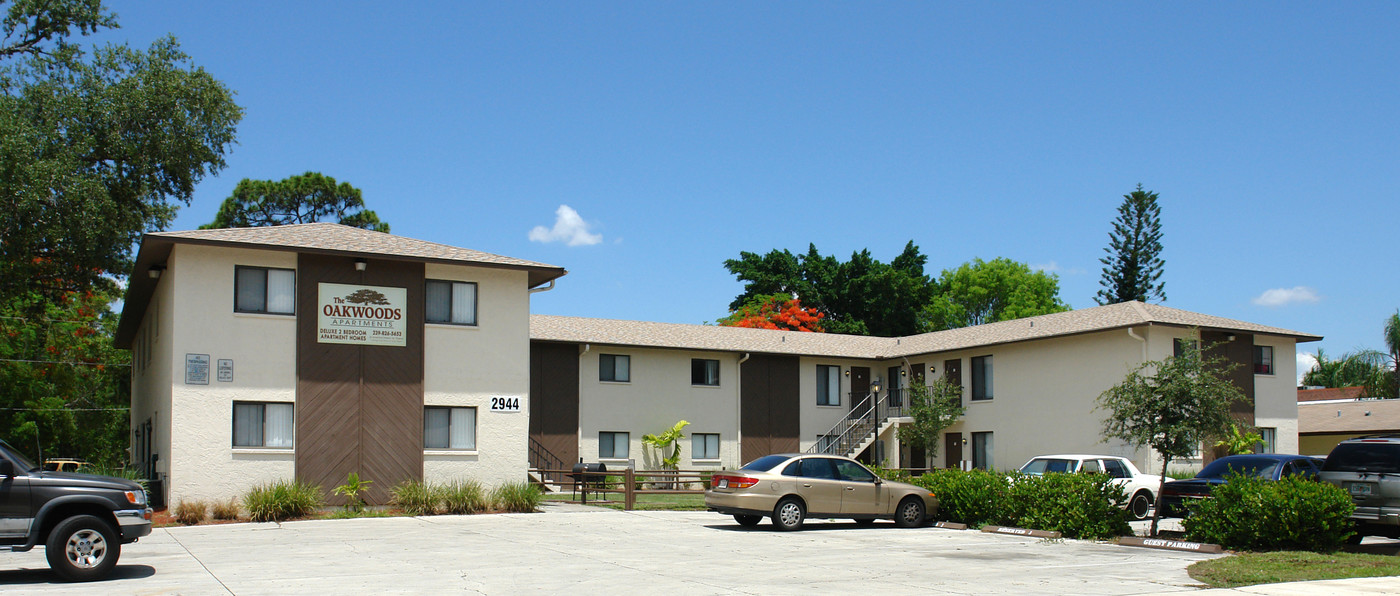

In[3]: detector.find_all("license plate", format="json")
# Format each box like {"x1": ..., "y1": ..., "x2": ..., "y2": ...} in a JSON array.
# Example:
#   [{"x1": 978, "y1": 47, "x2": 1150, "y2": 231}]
[
  {"x1": 1350, "y1": 483, "x2": 1372, "y2": 496},
  {"x1": 718, "y1": 479, "x2": 729, "y2": 489}
]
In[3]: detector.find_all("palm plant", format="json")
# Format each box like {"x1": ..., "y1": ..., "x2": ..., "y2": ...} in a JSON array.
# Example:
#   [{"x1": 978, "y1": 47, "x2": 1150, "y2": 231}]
[
  {"x1": 1385, "y1": 311, "x2": 1400, "y2": 397},
  {"x1": 1303, "y1": 348, "x2": 1393, "y2": 398},
  {"x1": 642, "y1": 420, "x2": 690, "y2": 470}
]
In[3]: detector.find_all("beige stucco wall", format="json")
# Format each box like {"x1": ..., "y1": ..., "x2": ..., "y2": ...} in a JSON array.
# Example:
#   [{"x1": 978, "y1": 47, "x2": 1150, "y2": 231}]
[
  {"x1": 576, "y1": 346, "x2": 742, "y2": 470},
  {"x1": 128, "y1": 264, "x2": 175, "y2": 502},
  {"x1": 797, "y1": 356, "x2": 882, "y2": 451},
  {"x1": 1254, "y1": 334, "x2": 1300, "y2": 455},
  {"x1": 165, "y1": 244, "x2": 298, "y2": 504},
  {"x1": 422, "y1": 262, "x2": 532, "y2": 487}
]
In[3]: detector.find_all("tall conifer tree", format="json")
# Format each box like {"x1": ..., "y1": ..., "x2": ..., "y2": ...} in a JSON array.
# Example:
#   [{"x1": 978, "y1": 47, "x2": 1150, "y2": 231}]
[{"x1": 1096, "y1": 184, "x2": 1166, "y2": 304}]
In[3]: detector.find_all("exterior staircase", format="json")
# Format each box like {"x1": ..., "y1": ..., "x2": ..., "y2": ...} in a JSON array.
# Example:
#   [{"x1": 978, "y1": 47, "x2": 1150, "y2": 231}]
[{"x1": 807, "y1": 391, "x2": 908, "y2": 459}]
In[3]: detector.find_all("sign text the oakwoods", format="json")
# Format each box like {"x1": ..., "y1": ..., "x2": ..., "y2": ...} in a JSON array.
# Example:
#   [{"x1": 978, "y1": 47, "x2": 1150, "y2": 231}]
[{"x1": 317, "y1": 283, "x2": 408, "y2": 347}]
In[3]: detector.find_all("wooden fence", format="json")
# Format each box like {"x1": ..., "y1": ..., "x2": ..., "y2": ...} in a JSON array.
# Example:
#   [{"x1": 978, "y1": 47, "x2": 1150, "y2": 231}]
[{"x1": 530, "y1": 468, "x2": 711, "y2": 510}]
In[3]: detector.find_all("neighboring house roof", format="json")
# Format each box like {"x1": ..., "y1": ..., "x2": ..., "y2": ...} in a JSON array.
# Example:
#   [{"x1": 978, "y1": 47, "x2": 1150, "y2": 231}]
[
  {"x1": 1298, "y1": 386, "x2": 1367, "y2": 402},
  {"x1": 1298, "y1": 398, "x2": 1400, "y2": 435},
  {"x1": 531, "y1": 301, "x2": 1321, "y2": 359},
  {"x1": 116, "y1": 223, "x2": 566, "y2": 348}
]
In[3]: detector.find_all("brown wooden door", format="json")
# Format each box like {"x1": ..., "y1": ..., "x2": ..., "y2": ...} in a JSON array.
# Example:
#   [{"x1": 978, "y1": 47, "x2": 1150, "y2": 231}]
[
  {"x1": 529, "y1": 342, "x2": 580, "y2": 472},
  {"x1": 944, "y1": 433, "x2": 963, "y2": 469},
  {"x1": 944, "y1": 359, "x2": 962, "y2": 387},
  {"x1": 740, "y1": 355, "x2": 800, "y2": 464},
  {"x1": 849, "y1": 366, "x2": 870, "y2": 412}
]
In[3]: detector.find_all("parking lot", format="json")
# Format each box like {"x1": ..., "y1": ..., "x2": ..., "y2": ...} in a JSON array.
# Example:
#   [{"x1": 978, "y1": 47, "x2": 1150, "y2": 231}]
[{"x1": 0, "y1": 504, "x2": 1391, "y2": 595}]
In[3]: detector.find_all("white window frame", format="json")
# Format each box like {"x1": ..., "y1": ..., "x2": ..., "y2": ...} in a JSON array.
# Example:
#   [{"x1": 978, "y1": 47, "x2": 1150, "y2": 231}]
[
  {"x1": 424, "y1": 406, "x2": 477, "y2": 450},
  {"x1": 1256, "y1": 427, "x2": 1277, "y2": 454},
  {"x1": 425, "y1": 280, "x2": 477, "y2": 326},
  {"x1": 599, "y1": 354, "x2": 630, "y2": 383},
  {"x1": 234, "y1": 266, "x2": 296, "y2": 315},
  {"x1": 599, "y1": 431, "x2": 629, "y2": 459},
  {"x1": 692, "y1": 433, "x2": 720, "y2": 460},
  {"x1": 232, "y1": 401, "x2": 294, "y2": 448}
]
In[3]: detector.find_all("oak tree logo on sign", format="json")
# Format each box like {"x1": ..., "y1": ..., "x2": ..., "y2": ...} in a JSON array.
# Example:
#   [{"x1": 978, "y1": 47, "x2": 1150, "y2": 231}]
[{"x1": 345, "y1": 289, "x2": 391, "y2": 305}]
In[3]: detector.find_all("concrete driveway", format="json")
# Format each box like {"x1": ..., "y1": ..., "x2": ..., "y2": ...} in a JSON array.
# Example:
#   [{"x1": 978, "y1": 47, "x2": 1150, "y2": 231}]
[{"x1": 0, "y1": 503, "x2": 1299, "y2": 595}]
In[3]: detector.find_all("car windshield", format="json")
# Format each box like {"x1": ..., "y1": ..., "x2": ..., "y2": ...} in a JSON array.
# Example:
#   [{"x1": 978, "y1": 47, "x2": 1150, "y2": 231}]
[
  {"x1": 741, "y1": 455, "x2": 792, "y2": 472},
  {"x1": 0, "y1": 440, "x2": 39, "y2": 472},
  {"x1": 1324, "y1": 443, "x2": 1400, "y2": 474},
  {"x1": 1197, "y1": 457, "x2": 1280, "y2": 479},
  {"x1": 1020, "y1": 458, "x2": 1077, "y2": 475}
]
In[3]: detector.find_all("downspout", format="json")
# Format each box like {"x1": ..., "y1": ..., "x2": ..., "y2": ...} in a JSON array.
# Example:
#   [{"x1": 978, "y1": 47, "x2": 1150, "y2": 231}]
[
  {"x1": 528, "y1": 280, "x2": 556, "y2": 294},
  {"x1": 1127, "y1": 327, "x2": 1147, "y2": 362},
  {"x1": 736, "y1": 353, "x2": 750, "y2": 466}
]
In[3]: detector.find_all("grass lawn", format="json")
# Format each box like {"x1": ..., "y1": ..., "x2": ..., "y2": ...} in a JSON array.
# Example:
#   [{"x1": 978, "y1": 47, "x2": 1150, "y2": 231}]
[
  {"x1": 1189, "y1": 551, "x2": 1400, "y2": 588},
  {"x1": 543, "y1": 491, "x2": 708, "y2": 511}
]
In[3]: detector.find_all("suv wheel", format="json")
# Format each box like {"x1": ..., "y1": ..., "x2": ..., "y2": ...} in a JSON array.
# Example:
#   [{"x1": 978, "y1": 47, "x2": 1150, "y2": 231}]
[{"x1": 45, "y1": 515, "x2": 120, "y2": 582}]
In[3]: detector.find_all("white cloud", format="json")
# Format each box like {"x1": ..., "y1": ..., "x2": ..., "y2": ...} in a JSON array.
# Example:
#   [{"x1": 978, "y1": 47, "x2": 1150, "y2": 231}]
[
  {"x1": 1251, "y1": 286, "x2": 1320, "y2": 307},
  {"x1": 528, "y1": 205, "x2": 602, "y2": 247},
  {"x1": 1296, "y1": 351, "x2": 1318, "y2": 385},
  {"x1": 1031, "y1": 261, "x2": 1085, "y2": 275}
]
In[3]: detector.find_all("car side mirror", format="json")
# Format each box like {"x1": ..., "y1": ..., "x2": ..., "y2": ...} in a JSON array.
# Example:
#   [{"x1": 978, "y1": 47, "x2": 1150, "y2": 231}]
[
  {"x1": 873, "y1": 476, "x2": 883, "y2": 485},
  {"x1": 0, "y1": 459, "x2": 13, "y2": 478}
]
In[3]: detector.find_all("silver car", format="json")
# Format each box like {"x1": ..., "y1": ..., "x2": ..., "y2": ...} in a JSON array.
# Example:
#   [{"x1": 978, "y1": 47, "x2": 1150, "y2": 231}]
[
  {"x1": 1320, "y1": 435, "x2": 1400, "y2": 539},
  {"x1": 705, "y1": 453, "x2": 938, "y2": 531}
]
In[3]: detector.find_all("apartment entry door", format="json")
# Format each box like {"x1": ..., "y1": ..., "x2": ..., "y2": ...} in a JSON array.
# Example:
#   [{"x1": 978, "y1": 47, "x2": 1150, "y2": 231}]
[
  {"x1": 944, "y1": 433, "x2": 963, "y2": 469},
  {"x1": 848, "y1": 366, "x2": 870, "y2": 417}
]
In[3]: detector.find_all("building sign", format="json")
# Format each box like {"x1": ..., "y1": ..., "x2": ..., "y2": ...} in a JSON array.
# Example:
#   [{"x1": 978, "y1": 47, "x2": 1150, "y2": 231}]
[
  {"x1": 490, "y1": 395, "x2": 522, "y2": 412},
  {"x1": 217, "y1": 359, "x2": 234, "y2": 382},
  {"x1": 185, "y1": 354, "x2": 210, "y2": 385},
  {"x1": 317, "y1": 283, "x2": 407, "y2": 347}
]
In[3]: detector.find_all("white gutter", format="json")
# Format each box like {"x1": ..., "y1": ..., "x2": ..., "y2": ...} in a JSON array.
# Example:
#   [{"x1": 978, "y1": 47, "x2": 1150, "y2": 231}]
[
  {"x1": 1127, "y1": 327, "x2": 1147, "y2": 362},
  {"x1": 528, "y1": 280, "x2": 556, "y2": 294}
]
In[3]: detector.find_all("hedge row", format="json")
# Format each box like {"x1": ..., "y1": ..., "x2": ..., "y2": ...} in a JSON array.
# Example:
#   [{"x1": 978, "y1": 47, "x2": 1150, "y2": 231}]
[{"x1": 907, "y1": 469, "x2": 1132, "y2": 540}]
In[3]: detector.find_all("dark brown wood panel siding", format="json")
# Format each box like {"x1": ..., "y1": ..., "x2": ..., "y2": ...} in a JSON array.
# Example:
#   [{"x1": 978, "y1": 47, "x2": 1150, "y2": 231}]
[
  {"x1": 529, "y1": 342, "x2": 580, "y2": 467},
  {"x1": 296, "y1": 254, "x2": 424, "y2": 505},
  {"x1": 740, "y1": 355, "x2": 800, "y2": 463},
  {"x1": 1204, "y1": 331, "x2": 1256, "y2": 424}
]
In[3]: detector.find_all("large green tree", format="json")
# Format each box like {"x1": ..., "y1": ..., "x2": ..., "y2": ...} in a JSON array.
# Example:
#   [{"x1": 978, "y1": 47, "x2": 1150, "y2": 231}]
[
  {"x1": 201, "y1": 172, "x2": 389, "y2": 232},
  {"x1": 896, "y1": 377, "x2": 966, "y2": 459},
  {"x1": 1097, "y1": 336, "x2": 1242, "y2": 535},
  {"x1": 1096, "y1": 184, "x2": 1166, "y2": 305},
  {"x1": 0, "y1": 0, "x2": 243, "y2": 303},
  {"x1": 1386, "y1": 310, "x2": 1400, "y2": 398},
  {"x1": 923, "y1": 257, "x2": 1071, "y2": 330},
  {"x1": 724, "y1": 242, "x2": 933, "y2": 336},
  {"x1": 1303, "y1": 348, "x2": 1395, "y2": 398}
]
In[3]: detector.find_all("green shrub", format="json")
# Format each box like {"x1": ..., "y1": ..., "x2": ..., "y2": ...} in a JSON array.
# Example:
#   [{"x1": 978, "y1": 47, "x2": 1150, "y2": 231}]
[
  {"x1": 173, "y1": 499, "x2": 208, "y2": 525},
  {"x1": 210, "y1": 498, "x2": 240, "y2": 521},
  {"x1": 1183, "y1": 474, "x2": 1356, "y2": 552},
  {"x1": 492, "y1": 481, "x2": 542, "y2": 513},
  {"x1": 244, "y1": 480, "x2": 324, "y2": 522},
  {"x1": 390, "y1": 480, "x2": 441, "y2": 516},
  {"x1": 440, "y1": 479, "x2": 490, "y2": 514},
  {"x1": 1004, "y1": 473, "x2": 1132, "y2": 540},
  {"x1": 911, "y1": 469, "x2": 1011, "y2": 527}
]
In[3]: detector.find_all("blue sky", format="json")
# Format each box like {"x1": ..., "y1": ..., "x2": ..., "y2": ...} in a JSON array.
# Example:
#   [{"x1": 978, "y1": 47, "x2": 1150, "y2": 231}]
[{"x1": 100, "y1": 2, "x2": 1397, "y2": 376}]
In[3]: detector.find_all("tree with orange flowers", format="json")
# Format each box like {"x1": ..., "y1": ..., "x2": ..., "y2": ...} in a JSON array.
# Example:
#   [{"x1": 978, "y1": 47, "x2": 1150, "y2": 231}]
[{"x1": 718, "y1": 293, "x2": 826, "y2": 332}]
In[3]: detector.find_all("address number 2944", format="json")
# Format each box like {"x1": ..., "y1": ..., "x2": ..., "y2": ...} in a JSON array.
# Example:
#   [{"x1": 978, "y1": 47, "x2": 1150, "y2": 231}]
[{"x1": 490, "y1": 396, "x2": 521, "y2": 412}]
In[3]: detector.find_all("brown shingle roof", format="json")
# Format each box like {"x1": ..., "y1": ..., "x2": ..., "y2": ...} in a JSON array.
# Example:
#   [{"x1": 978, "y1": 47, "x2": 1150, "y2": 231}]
[
  {"x1": 1298, "y1": 386, "x2": 1368, "y2": 402},
  {"x1": 117, "y1": 224, "x2": 565, "y2": 347},
  {"x1": 1299, "y1": 399, "x2": 1400, "y2": 434},
  {"x1": 531, "y1": 301, "x2": 1321, "y2": 359}
]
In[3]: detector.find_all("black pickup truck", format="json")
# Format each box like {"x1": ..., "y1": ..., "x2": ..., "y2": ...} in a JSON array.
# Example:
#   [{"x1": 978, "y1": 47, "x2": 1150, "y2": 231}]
[{"x1": 1, "y1": 439, "x2": 152, "y2": 581}]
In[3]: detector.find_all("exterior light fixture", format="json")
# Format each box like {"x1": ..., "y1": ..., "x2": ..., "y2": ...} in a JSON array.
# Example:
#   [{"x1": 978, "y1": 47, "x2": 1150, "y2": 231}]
[
  {"x1": 147, "y1": 265, "x2": 165, "y2": 279},
  {"x1": 844, "y1": 369, "x2": 850, "y2": 377},
  {"x1": 354, "y1": 259, "x2": 367, "y2": 271}
]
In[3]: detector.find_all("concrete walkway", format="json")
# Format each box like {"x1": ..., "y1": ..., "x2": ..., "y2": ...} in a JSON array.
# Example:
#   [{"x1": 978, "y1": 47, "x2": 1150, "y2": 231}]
[{"x1": 0, "y1": 504, "x2": 1392, "y2": 595}]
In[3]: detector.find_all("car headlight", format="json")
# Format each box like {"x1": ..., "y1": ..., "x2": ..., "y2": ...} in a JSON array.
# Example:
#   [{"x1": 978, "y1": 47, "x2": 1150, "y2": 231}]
[{"x1": 125, "y1": 490, "x2": 147, "y2": 506}]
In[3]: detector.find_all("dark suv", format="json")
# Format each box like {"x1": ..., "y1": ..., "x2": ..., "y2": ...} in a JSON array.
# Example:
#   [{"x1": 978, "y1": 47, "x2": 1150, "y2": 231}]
[
  {"x1": 1, "y1": 439, "x2": 152, "y2": 581},
  {"x1": 1321, "y1": 435, "x2": 1400, "y2": 540}
]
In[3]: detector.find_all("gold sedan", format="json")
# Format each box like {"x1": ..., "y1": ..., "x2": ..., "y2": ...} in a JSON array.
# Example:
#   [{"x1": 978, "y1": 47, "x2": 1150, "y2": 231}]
[{"x1": 705, "y1": 453, "x2": 938, "y2": 531}]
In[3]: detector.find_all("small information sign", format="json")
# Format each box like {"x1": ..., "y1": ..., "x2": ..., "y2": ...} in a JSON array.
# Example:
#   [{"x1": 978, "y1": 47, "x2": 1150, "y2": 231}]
[
  {"x1": 1118, "y1": 536, "x2": 1223, "y2": 554},
  {"x1": 217, "y1": 359, "x2": 234, "y2": 382},
  {"x1": 489, "y1": 395, "x2": 522, "y2": 412},
  {"x1": 185, "y1": 354, "x2": 210, "y2": 385},
  {"x1": 980, "y1": 525, "x2": 1062, "y2": 539}
]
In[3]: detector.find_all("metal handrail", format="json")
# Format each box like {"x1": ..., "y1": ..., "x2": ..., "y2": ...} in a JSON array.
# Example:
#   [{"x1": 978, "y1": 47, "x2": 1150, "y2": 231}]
[
  {"x1": 807, "y1": 392, "x2": 878, "y2": 456},
  {"x1": 528, "y1": 436, "x2": 568, "y2": 484}
]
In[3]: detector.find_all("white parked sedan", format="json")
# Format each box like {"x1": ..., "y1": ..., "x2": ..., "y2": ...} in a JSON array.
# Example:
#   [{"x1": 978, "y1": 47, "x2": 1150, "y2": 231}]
[{"x1": 1017, "y1": 454, "x2": 1163, "y2": 520}]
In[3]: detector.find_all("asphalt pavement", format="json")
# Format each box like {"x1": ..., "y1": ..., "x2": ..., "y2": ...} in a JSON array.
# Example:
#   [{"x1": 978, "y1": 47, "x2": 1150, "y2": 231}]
[{"x1": 0, "y1": 504, "x2": 1393, "y2": 595}]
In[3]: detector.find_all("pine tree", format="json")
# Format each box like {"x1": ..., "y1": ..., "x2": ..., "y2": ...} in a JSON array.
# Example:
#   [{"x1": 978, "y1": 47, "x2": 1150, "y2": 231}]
[{"x1": 1096, "y1": 184, "x2": 1166, "y2": 305}]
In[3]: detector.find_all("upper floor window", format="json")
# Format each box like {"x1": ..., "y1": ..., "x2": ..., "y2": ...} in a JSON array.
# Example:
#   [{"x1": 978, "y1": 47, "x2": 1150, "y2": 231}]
[
  {"x1": 600, "y1": 354, "x2": 630, "y2": 382},
  {"x1": 1173, "y1": 338, "x2": 1199, "y2": 357},
  {"x1": 233, "y1": 402, "x2": 294, "y2": 447},
  {"x1": 1254, "y1": 345, "x2": 1274, "y2": 375},
  {"x1": 425, "y1": 280, "x2": 477, "y2": 325},
  {"x1": 692, "y1": 359, "x2": 719, "y2": 386},
  {"x1": 971, "y1": 355, "x2": 993, "y2": 401},
  {"x1": 816, "y1": 365, "x2": 841, "y2": 406},
  {"x1": 235, "y1": 266, "x2": 295, "y2": 315}
]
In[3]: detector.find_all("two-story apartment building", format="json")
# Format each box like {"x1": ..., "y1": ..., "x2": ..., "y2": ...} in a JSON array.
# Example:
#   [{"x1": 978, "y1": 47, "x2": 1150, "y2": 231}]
[{"x1": 117, "y1": 224, "x2": 1319, "y2": 506}]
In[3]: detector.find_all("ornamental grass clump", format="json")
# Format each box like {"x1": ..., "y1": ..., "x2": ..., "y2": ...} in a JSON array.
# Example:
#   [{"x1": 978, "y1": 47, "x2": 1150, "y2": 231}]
[
  {"x1": 210, "y1": 498, "x2": 241, "y2": 521},
  {"x1": 244, "y1": 480, "x2": 324, "y2": 522},
  {"x1": 492, "y1": 481, "x2": 542, "y2": 513},
  {"x1": 390, "y1": 480, "x2": 440, "y2": 516},
  {"x1": 440, "y1": 479, "x2": 490, "y2": 514},
  {"x1": 173, "y1": 499, "x2": 208, "y2": 525},
  {"x1": 1183, "y1": 474, "x2": 1356, "y2": 552}
]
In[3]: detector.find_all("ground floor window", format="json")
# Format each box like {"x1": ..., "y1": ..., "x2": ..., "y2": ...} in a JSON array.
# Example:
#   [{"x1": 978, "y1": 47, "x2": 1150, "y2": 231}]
[
  {"x1": 972, "y1": 431, "x2": 993, "y2": 470},
  {"x1": 424, "y1": 406, "x2": 476, "y2": 450},
  {"x1": 233, "y1": 402, "x2": 294, "y2": 447},
  {"x1": 692, "y1": 433, "x2": 719, "y2": 459},
  {"x1": 1256, "y1": 427, "x2": 1277, "y2": 453},
  {"x1": 600, "y1": 431, "x2": 629, "y2": 458}
]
